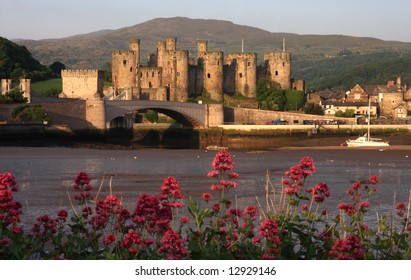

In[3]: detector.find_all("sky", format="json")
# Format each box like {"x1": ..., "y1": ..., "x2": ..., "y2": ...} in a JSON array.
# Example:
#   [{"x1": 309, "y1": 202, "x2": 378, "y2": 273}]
[{"x1": 1, "y1": 0, "x2": 411, "y2": 42}]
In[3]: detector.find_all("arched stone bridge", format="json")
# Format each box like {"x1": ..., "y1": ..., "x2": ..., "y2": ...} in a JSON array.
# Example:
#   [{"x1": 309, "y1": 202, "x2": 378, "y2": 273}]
[{"x1": 105, "y1": 100, "x2": 208, "y2": 128}]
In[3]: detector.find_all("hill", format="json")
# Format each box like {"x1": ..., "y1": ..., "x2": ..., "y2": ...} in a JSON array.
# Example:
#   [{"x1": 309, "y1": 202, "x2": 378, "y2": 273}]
[{"x1": 10, "y1": 17, "x2": 411, "y2": 90}]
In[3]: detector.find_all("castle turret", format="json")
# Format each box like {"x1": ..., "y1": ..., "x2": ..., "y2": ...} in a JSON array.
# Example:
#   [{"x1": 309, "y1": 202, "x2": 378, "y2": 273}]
[
  {"x1": 264, "y1": 51, "x2": 291, "y2": 90},
  {"x1": 112, "y1": 38, "x2": 141, "y2": 90},
  {"x1": 203, "y1": 51, "x2": 224, "y2": 102},
  {"x1": 1, "y1": 79, "x2": 12, "y2": 95},
  {"x1": 20, "y1": 78, "x2": 31, "y2": 103}
]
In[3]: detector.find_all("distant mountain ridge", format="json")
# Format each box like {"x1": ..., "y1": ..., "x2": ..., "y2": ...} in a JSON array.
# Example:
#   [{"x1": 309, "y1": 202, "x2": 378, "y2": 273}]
[{"x1": 9, "y1": 17, "x2": 411, "y2": 89}]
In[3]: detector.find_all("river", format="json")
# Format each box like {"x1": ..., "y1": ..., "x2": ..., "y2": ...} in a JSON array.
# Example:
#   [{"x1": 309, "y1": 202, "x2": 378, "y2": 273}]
[{"x1": 1, "y1": 146, "x2": 411, "y2": 226}]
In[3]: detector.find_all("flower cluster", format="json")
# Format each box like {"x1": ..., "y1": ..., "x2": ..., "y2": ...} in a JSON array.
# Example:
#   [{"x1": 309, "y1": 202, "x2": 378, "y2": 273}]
[
  {"x1": 329, "y1": 235, "x2": 364, "y2": 260},
  {"x1": 73, "y1": 172, "x2": 92, "y2": 204},
  {"x1": 0, "y1": 172, "x2": 23, "y2": 251},
  {"x1": 282, "y1": 156, "x2": 316, "y2": 196},
  {"x1": 1, "y1": 152, "x2": 411, "y2": 260}
]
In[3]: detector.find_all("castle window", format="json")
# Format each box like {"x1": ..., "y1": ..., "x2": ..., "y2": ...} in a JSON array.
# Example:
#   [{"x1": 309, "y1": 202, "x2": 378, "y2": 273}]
[
  {"x1": 140, "y1": 73, "x2": 143, "y2": 78},
  {"x1": 239, "y1": 73, "x2": 243, "y2": 78},
  {"x1": 248, "y1": 62, "x2": 251, "y2": 66},
  {"x1": 149, "y1": 82, "x2": 152, "y2": 88},
  {"x1": 123, "y1": 60, "x2": 127, "y2": 66},
  {"x1": 207, "y1": 73, "x2": 211, "y2": 78},
  {"x1": 152, "y1": 72, "x2": 155, "y2": 77},
  {"x1": 275, "y1": 71, "x2": 278, "y2": 76},
  {"x1": 130, "y1": 67, "x2": 133, "y2": 72},
  {"x1": 283, "y1": 62, "x2": 285, "y2": 67}
]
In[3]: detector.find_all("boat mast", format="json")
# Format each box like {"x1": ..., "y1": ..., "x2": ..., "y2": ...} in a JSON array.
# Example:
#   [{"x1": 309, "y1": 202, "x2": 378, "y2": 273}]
[{"x1": 367, "y1": 97, "x2": 371, "y2": 141}]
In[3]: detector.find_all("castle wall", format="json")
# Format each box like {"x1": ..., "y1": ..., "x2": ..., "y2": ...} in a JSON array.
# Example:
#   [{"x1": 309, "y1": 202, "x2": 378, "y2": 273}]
[
  {"x1": 292, "y1": 79, "x2": 306, "y2": 92},
  {"x1": 139, "y1": 66, "x2": 162, "y2": 89},
  {"x1": 61, "y1": 70, "x2": 104, "y2": 100},
  {"x1": 264, "y1": 52, "x2": 291, "y2": 89}
]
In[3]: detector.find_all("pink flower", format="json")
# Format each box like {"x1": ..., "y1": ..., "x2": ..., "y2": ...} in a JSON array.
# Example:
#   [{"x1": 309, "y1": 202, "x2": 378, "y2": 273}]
[
  {"x1": 158, "y1": 229, "x2": 187, "y2": 260},
  {"x1": 329, "y1": 235, "x2": 364, "y2": 260},
  {"x1": 352, "y1": 182, "x2": 361, "y2": 190},
  {"x1": 369, "y1": 175, "x2": 380, "y2": 185},
  {"x1": 244, "y1": 205, "x2": 258, "y2": 218},
  {"x1": 202, "y1": 192, "x2": 212, "y2": 202},
  {"x1": 104, "y1": 233, "x2": 116, "y2": 245},
  {"x1": 212, "y1": 150, "x2": 234, "y2": 171},
  {"x1": 161, "y1": 176, "x2": 183, "y2": 200},
  {"x1": 179, "y1": 216, "x2": 190, "y2": 224},
  {"x1": 301, "y1": 204, "x2": 308, "y2": 211}
]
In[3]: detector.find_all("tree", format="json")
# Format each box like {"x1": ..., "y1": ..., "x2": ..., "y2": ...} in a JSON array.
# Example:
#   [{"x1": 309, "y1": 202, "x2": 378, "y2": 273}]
[
  {"x1": 284, "y1": 89, "x2": 305, "y2": 111},
  {"x1": 335, "y1": 109, "x2": 355, "y2": 118},
  {"x1": 49, "y1": 61, "x2": 66, "y2": 77},
  {"x1": 256, "y1": 79, "x2": 286, "y2": 111},
  {"x1": 12, "y1": 105, "x2": 49, "y2": 122},
  {"x1": 303, "y1": 102, "x2": 324, "y2": 115},
  {"x1": 0, "y1": 88, "x2": 28, "y2": 104}
]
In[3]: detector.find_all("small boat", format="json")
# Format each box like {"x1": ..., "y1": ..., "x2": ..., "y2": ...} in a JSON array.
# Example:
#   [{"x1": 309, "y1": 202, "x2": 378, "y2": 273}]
[
  {"x1": 346, "y1": 133, "x2": 389, "y2": 147},
  {"x1": 205, "y1": 145, "x2": 228, "y2": 151},
  {"x1": 345, "y1": 98, "x2": 389, "y2": 148}
]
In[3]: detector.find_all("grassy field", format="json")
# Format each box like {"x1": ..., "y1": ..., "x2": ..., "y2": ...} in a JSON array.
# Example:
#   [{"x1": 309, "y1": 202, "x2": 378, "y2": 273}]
[{"x1": 31, "y1": 78, "x2": 62, "y2": 93}]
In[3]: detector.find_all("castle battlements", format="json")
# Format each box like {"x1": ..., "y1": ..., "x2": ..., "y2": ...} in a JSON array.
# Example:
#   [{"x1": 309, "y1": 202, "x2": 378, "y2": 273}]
[{"x1": 61, "y1": 69, "x2": 103, "y2": 77}]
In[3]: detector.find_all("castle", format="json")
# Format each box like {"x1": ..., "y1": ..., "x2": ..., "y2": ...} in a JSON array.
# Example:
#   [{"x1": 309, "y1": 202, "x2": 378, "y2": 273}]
[{"x1": 107, "y1": 38, "x2": 305, "y2": 102}]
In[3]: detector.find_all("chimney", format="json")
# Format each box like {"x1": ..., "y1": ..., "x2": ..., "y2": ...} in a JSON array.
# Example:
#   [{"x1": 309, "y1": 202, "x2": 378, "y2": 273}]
[{"x1": 397, "y1": 76, "x2": 402, "y2": 92}]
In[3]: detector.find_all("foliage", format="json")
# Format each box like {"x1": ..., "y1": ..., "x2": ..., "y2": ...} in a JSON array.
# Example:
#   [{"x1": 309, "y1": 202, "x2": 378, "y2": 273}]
[
  {"x1": 256, "y1": 79, "x2": 286, "y2": 111},
  {"x1": 49, "y1": 62, "x2": 66, "y2": 78},
  {"x1": 1, "y1": 151, "x2": 411, "y2": 260},
  {"x1": 0, "y1": 88, "x2": 28, "y2": 104},
  {"x1": 335, "y1": 109, "x2": 355, "y2": 118},
  {"x1": 0, "y1": 37, "x2": 51, "y2": 82},
  {"x1": 143, "y1": 110, "x2": 159, "y2": 123},
  {"x1": 11, "y1": 105, "x2": 49, "y2": 122},
  {"x1": 294, "y1": 51, "x2": 411, "y2": 91},
  {"x1": 303, "y1": 102, "x2": 324, "y2": 115},
  {"x1": 284, "y1": 89, "x2": 305, "y2": 111}
]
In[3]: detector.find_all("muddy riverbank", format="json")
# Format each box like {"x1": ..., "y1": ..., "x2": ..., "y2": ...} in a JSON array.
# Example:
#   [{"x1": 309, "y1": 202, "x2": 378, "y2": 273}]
[{"x1": 1, "y1": 127, "x2": 411, "y2": 150}]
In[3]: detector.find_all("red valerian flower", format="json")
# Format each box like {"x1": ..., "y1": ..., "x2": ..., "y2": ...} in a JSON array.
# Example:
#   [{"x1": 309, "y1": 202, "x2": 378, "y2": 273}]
[
  {"x1": 329, "y1": 235, "x2": 364, "y2": 260},
  {"x1": 396, "y1": 202, "x2": 407, "y2": 217},
  {"x1": 369, "y1": 175, "x2": 380, "y2": 185},
  {"x1": 202, "y1": 192, "x2": 212, "y2": 202},
  {"x1": 212, "y1": 150, "x2": 234, "y2": 171},
  {"x1": 73, "y1": 172, "x2": 92, "y2": 204},
  {"x1": 244, "y1": 205, "x2": 258, "y2": 218},
  {"x1": 104, "y1": 233, "x2": 116, "y2": 245},
  {"x1": 158, "y1": 229, "x2": 187, "y2": 260},
  {"x1": 179, "y1": 216, "x2": 190, "y2": 224},
  {"x1": 160, "y1": 176, "x2": 184, "y2": 201}
]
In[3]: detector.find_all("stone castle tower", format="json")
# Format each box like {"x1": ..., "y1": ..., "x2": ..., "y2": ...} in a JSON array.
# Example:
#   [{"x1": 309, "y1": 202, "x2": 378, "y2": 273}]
[
  {"x1": 197, "y1": 41, "x2": 223, "y2": 102},
  {"x1": 112, "y1": 39, "x2": 140, "y2": 90},
  {"x1": 224, "y1": 52, "x2": 257, "y2": 98},
  {"x1": 264, "y1": 51, "x2": 291, "y2": 90}
]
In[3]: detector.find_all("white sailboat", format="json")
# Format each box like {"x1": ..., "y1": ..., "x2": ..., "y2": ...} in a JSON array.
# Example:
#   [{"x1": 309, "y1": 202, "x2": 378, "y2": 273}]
[{"x1": 345, "y1": 99, "x2": 389, "y2": 147}]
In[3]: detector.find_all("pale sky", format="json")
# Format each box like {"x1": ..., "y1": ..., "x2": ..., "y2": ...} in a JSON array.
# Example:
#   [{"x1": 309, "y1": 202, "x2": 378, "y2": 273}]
[{"x1": 1, "y1": 0, "x2": 410, "y2": 42}]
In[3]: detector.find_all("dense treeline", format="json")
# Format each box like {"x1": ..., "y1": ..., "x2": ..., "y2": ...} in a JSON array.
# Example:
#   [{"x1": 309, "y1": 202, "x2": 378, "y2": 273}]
[
  {"x1": 293, "y1": 51, "x2": 411, "y2": 91},
  {"x1": 0, "y1": 37, "x2": 51, "y2": 81}
]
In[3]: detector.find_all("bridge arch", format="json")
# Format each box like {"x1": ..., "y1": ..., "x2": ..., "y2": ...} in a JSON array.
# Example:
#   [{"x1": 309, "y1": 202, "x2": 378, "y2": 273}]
[{"x1": 105, "y1": 100, "x2": 207, "y2": 128}]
